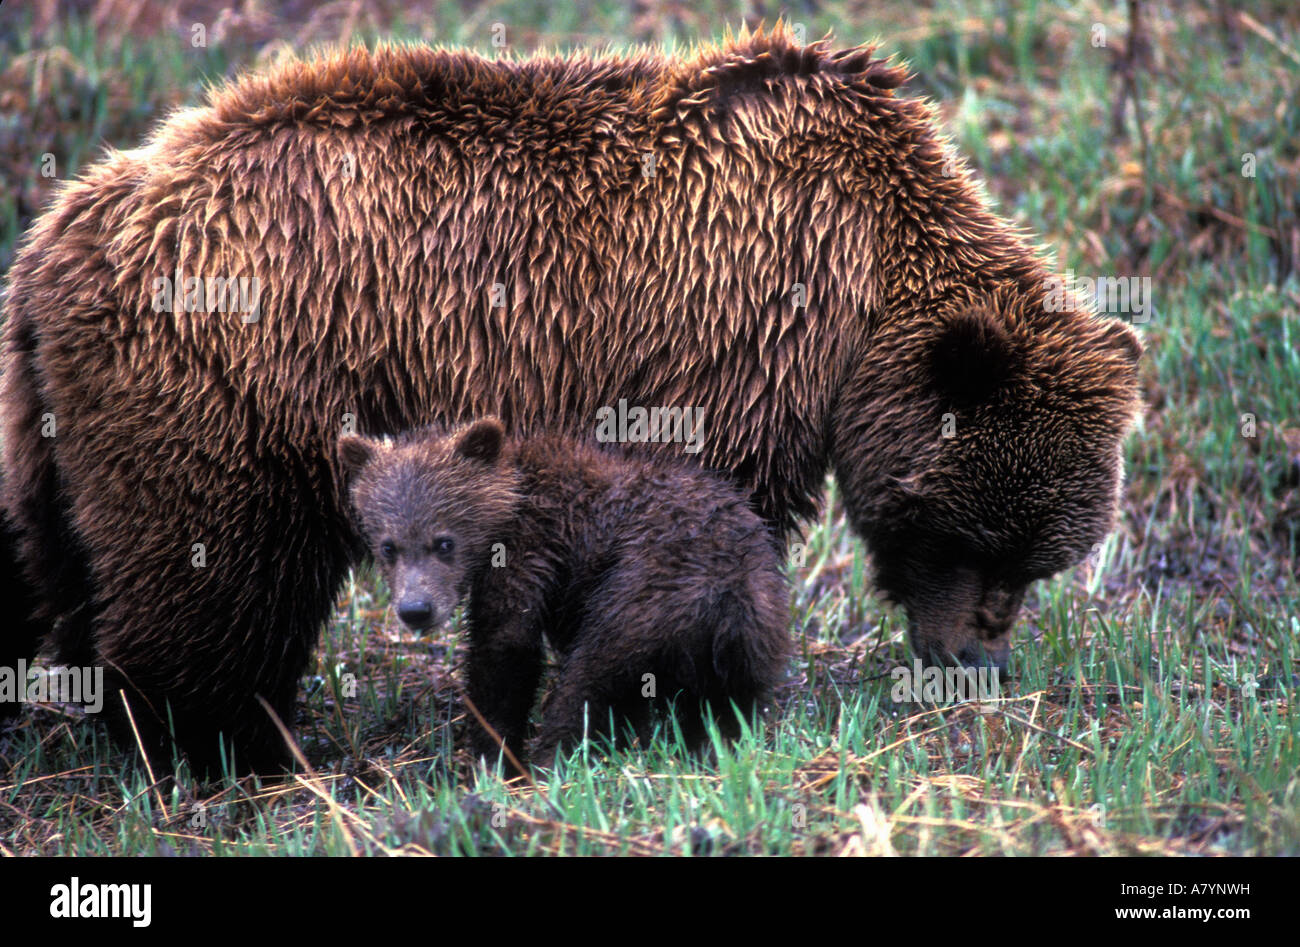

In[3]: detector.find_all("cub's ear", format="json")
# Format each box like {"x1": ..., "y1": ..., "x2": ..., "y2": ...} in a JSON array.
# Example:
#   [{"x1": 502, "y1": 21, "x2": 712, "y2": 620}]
[
  {"x1": 930, "y1": 307, "x2": 1020, "y2": 405},
  {"x1": 338, "y1": 435, "x2": 376, "y2": 479},
  {"x1": 454, "y1": 418, "x2": 505, "y2": 465}
]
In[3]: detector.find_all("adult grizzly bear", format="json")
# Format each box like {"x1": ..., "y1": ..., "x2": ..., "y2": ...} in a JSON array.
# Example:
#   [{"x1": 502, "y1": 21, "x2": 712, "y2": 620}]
[
  {"x1": 1, "y1": 26, "x2": 1141, "y2": 771},
  {"x1": 339, "y1": 419, "x2": 790, "y2": 764}
]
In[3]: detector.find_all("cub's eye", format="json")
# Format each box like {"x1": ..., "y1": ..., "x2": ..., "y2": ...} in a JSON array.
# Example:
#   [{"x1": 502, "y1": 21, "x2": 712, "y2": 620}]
[
  {"x1": 433, "y1": 537, "x2": 455, "y2": 558},
  {"x1": 379, "y1": 541, "x2": 397, "y2": 562}
]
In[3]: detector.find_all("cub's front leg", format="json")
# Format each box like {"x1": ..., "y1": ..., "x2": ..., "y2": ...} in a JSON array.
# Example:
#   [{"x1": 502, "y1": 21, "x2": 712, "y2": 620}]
[{"x1": 463, "y1": 570, "x2": 548, "y2": 764}]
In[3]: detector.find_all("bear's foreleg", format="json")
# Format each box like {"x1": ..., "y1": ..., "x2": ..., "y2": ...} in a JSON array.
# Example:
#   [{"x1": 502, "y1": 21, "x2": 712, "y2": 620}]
[{"x1": 463, "y1": 591, "x2": 547, "y2": 764}]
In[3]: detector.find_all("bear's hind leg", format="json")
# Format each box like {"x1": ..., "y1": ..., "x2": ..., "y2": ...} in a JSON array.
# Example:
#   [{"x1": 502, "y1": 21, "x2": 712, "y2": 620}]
[
  {"x1": 0, "y1": 505, "x2": 45, "y2": 724},
  {"x1": 86, "y1": 475, "x2": 353, "y2": 776}
]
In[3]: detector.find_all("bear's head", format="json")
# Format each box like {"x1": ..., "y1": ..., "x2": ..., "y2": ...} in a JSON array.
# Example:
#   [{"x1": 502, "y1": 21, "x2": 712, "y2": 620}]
[
  {"x1": 338, "y1": 418, "x2": 518, "y2": 632},
  {"x1": 832, "y1": 302, "x2": 1144, "y2": 671}
]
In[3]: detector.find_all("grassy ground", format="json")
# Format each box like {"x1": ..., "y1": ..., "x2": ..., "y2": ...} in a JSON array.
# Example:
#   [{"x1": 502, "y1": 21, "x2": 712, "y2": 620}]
[{"x1": 0, "y1": 1, "x2": 1297, "y2": 855}]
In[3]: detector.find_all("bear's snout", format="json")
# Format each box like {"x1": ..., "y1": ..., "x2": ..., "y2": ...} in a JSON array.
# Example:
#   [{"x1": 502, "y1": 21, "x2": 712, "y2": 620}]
[{"x1": 396, "y1": 598, "x2": 437, "y2": 630}]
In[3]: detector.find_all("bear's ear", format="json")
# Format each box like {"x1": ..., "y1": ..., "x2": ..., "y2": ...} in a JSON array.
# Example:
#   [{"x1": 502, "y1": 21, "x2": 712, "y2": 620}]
[
  {"x1": 338, "y1": 435, "x2": 376, "y2": 479},
  {"x1": 454, "y1": 418, "x2": 505, "y2": 465},
  {"x1": 930, "y1": 307, "x2": 1020, "y2": 405},
  {"x1": 1098, "y1": 317, "x2": 1143, "y2": 368}
]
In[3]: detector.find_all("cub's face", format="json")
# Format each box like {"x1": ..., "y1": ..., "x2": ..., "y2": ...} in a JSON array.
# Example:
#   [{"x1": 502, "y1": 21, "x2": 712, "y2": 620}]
[
  {"x1": 338, "y1": 419, "x2": 514, "y2": 632},
  {"x1": 835, "y1": 305, "x2": 1143, "y2": 671}
]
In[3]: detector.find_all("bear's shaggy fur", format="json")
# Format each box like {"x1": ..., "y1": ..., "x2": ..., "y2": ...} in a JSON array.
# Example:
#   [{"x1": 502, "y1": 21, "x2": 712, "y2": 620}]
[
  {"x1": 0, "y1": 496, "x2": 42, "y2": 724},
  {"x1": 340, "y1": 420, "x2": 790, "y2": 763},
  {"x1": 0, "y1": 26, "x2": 1141, "y2": 770}
]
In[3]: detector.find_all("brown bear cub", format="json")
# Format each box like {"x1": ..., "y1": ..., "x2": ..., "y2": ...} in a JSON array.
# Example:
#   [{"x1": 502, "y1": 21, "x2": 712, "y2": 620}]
[{"x1": 339, "y1": 420, "x2": 791, "y2": 765}]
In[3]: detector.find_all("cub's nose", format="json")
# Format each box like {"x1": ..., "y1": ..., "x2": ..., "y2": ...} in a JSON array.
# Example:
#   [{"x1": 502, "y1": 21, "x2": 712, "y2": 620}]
[{"x1": 396, "y1": 598, "x2": 435, "y2": 629}]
